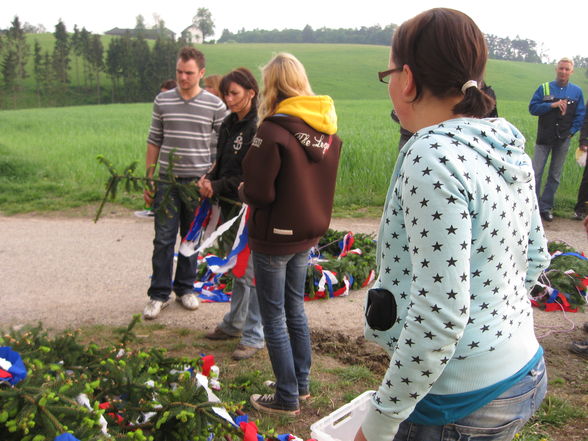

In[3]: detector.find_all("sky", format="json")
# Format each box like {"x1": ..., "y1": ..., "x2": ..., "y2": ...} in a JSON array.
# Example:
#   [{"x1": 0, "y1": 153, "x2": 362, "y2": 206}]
[{"x1": 3, "y1": 0, "x2": 586, "y2": 60}]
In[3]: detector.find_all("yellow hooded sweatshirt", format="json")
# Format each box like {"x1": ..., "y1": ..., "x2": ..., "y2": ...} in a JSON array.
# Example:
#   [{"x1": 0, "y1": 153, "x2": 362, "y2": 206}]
[{"x1": 274, "y1": 95, "x2": 338, "y2": 135}]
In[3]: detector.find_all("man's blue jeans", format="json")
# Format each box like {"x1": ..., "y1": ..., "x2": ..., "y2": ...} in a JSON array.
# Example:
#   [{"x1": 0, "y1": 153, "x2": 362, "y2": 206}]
[
  {"x1": 147, "y1": 178, "x2": 199, "y2": 301},
  {"x1": 252, "y1": 250, "x2": 311, "y2": 408},
  {"x1": 393, "y1": 357, "x2": 547, "y2": 441},
  {"x1": 532, "y1": 138, "x2": 571, "y2": 213},
  {"x1": 218, "y1": 259, "x2": 264, "y2": 348}
]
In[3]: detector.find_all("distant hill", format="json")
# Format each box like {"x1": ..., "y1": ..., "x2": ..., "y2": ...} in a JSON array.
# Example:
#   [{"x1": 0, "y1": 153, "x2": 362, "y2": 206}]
[{"x1": 10, "y1": 36, "x2": 588, "y2": 109}]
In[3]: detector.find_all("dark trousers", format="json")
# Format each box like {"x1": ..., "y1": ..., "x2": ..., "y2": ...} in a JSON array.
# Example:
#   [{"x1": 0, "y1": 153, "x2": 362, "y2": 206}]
[
  {"x1": 147, "y1": 177, "x2": 199, "y2": 301},
  {"x1": 575, "y1": 163, "x2": 588, "y2": 214}
]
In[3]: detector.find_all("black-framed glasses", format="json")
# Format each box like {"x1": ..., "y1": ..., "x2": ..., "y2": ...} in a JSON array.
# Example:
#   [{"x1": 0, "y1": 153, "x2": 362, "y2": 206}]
[{"x1": 378, "y1": 67, "x2": 402, "y2": 84}]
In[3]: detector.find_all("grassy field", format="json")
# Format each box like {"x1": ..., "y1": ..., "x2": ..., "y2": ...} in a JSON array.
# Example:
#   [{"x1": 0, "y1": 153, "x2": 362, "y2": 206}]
[
  {"x1": 0, "y1": 99, "x2": 585, "y2": 216},
  {"x1": 1, "y1": 42, "x2": 588, "y2": 215}
]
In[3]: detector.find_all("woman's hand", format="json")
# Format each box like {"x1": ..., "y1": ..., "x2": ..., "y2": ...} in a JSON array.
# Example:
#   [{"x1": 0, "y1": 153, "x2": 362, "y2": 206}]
[
  {"x1": 198, "y1": 176, "x2": 214, "y2": 198},
  {"x1": 354, "y1": 428, "x2": 368, "y2": 441}
]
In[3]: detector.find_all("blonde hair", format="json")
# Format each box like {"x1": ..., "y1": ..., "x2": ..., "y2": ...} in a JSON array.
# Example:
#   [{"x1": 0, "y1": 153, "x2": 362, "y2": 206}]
[
  {"x1": 203, "y1": 74, "x2": 222, "y2": 97},
  {"x1": 258, "y1": 53, "x2": 314, "y2": 122},
  {"x1": 557, "y1": 57, "x2": 574, "y2": 67}
]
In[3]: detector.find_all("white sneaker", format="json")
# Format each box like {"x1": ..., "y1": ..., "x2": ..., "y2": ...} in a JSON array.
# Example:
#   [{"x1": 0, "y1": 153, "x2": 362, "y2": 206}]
[
  {"x1": 176, "y1": 293, "x2": 199, "y2": 310},
  {"x1": 143, "y1": 298, "x2": 171, "y2": 320}
]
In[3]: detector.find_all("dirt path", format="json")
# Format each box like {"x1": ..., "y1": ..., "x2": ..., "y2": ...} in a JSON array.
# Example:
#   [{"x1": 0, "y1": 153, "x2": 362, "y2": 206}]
[{"x1": 0, "y1": 209, "x2": 586, "y2": 336}]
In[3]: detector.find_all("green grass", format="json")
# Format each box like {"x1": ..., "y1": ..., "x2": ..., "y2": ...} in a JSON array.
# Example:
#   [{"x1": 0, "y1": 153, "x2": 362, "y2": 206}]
[
  {"x1": 516, "y1": 396, "x2": 586, "y2": 441},
  {"x1": 1, "y1": 98, "x2": 584, "y2": 215},
  {"x1": 2, "y1": 42, "x2": 587, "y2": 215}
]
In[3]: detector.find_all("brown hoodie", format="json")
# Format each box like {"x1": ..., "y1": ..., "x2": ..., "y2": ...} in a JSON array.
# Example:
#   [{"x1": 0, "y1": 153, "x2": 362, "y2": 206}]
[{"x1": 239, "y1": 96, "x2": 342, "y2": 255}]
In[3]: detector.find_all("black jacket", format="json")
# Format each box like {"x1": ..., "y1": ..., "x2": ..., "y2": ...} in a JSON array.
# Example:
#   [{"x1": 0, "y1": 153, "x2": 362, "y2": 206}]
[{"x1": 206, "y1": 107, "x2": 258, "y2": 201}]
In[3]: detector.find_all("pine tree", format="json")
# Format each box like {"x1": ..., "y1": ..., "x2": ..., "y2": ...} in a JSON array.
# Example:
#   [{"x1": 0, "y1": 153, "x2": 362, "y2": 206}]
[
  {"x1": 1, "y1": 49, "x2": 18, "y2": 108},
  {"x1": 71, "y1": 25, "x2": 82, "y2": 85},
  {"x1": 52, "y1": 19, "x2": 70, "y2": 85},
  {"x1": 79, "y1": 27, "x2": 91, "y2": 87},
  {"x1": 5, "y1": 16, "x2": 30, "y2": 85},
  {"x1": 87, "y1": 34, "x2": 104, "y2": 103}
]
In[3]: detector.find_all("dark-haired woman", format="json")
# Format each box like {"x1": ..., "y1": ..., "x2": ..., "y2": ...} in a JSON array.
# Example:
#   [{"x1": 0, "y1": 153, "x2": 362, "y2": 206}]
[
  {"x1": 356, "y1": 8, "x2": 550, "y2": 441},
  {"x1": 198, "y1": 68, "x2": 264, "y2": 361}
]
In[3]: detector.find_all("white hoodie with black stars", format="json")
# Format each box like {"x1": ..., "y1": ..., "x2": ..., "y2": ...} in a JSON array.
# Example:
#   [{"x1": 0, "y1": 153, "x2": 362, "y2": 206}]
[{"x1": 362, "y1": 117, "x2": 551, "y2": 441}]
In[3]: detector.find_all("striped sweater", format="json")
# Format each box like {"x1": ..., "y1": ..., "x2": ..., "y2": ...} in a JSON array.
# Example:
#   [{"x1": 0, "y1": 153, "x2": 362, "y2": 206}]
[{"x1": 147, "y1": 88, "x2": 227, "y2": 177}]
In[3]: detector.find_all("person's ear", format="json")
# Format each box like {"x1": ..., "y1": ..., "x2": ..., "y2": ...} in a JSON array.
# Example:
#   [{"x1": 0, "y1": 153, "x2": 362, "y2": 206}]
[{"x1": 400, "y1": 64, "x2": 416, "y2": 101}]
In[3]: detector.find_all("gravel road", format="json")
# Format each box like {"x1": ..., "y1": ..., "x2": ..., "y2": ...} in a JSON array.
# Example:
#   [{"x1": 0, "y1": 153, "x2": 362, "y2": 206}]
[{"x1": 0, "y1": 210, "x2": 586, "y2": 335}]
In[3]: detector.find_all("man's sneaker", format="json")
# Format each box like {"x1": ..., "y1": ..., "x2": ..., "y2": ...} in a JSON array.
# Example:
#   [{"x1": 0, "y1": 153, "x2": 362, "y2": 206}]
[
  {"x1": 572, "y1": 211, "x2": 586, "y2": 221},
  {"x1": 250, "y1": 394, "x2": 300, "y2": 416},
  {"x1": 569, "y1": 340, "x2": 588, "y2": 357},
  {"x1": 540, "y1": 211, "x2": 554, "y2": 222},
  {"x1": 176, "y1": 293, "x2": 199, "y2": 310},
  {"x1": 262, "y1": 380, "x2": 311, "y2": 401},
  {"x1": 134, "y1": 209, "x2": 154, "y2": 218},
  {"x1": 143, "y1": 298, "x2": 171, "y2": 320},
  {"x1": 205, "y1": 327, "x2": 241, "y2": 340},
  {"x1": 232, "y1": 344, "x2": 261, "y2": 361}
]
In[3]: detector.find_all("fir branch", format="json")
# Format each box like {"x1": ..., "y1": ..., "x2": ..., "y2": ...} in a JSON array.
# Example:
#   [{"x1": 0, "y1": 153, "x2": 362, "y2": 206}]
[{"x1": 95, "y1": 154, "x2": 241, "y2": 223}]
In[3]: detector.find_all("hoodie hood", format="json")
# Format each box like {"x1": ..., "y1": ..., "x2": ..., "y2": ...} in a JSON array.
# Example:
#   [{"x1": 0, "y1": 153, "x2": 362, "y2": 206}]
[
  {"x1": 275, "y1": 95, "x2": 338, "y2": 135},
  {"x1": 411, "y1": 117, "x2": 534, "y2": 185},
  {"x1": 267, "y1": 95, "x2": 339, "y2": 163}
]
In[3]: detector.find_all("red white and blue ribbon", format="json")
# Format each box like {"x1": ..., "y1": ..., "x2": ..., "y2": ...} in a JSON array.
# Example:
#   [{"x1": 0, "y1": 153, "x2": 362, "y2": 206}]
[
  {"x1": 194, "y1": 270, "x2": 231, "y2": 302},
  {"x1": 204, "y1": 205, "x2": 250, "y2": 277},
  {"x1": 234, "y1": 414, "x2": 305, "y2": 441},
  {"x1": 0, "y1": 347, "x2": 27, "y2": 386},
  {"x1": 179, "y1": 198, "x2": 221, "y2": 257},
  {"x1": 338, "y1": 232, "x2": 362, "y2": 259}
]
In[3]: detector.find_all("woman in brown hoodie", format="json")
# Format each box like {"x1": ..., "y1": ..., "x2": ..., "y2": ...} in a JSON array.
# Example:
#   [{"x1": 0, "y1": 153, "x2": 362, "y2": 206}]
[{"x1": 239, "y1": 53, "x2": 342, "y2": 416}]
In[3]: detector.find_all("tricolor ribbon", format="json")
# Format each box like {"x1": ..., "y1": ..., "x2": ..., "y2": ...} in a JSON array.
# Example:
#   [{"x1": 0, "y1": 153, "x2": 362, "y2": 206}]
[
  {"x1": 0, "y1": 347, "x2": 27, "y2": 386},
  {"x1": 203, "y1": 205, "x2": 250, "y2": 275},
  {"x1": 179, "y1": 199, "x2": 222, "y2": 257}
]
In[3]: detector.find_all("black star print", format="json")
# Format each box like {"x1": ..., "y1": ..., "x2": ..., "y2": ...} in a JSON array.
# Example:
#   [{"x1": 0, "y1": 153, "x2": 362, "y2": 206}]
[
  {"x1": 424, "y1": 331, "x2": 435, "y2": 340},
  {"x1": 433, "y1": 273, "x2": 444, "y2": 283}
]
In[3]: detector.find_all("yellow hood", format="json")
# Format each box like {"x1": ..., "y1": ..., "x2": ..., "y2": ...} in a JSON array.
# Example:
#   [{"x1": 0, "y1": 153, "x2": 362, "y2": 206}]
[{"x1": 274, "y1": 95, "x2": 338, "y2": 135}]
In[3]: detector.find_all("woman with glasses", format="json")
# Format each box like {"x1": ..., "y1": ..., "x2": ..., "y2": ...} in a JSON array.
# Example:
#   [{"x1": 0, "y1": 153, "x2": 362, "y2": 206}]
[
  {"x1": 356, "y1": 8, "x2": 550, "y2": 441},
  {"x1": 239, "y1": 52, "x2": 342, "y2": 416}
]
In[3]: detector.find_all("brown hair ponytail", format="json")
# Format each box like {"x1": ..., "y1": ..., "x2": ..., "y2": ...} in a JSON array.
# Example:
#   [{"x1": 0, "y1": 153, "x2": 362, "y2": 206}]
[
  {"x1": 454, "y1": 84, "x2": 495, "y2": 117},
  {"x1": 392, "y1": 8, "x2": 494, "y2": 118}
]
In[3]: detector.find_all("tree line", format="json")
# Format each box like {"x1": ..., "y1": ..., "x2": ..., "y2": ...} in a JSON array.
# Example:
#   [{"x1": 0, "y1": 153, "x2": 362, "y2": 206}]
[
  {"x1": 1, "y1": 14, "x2": 587, "y2": 110},
  {"x1": 218, "y1": 24, "x2": 397, "y2": 46},
  {"x1": 0, "y1": 16, "x2": 186, "y2": 108}
]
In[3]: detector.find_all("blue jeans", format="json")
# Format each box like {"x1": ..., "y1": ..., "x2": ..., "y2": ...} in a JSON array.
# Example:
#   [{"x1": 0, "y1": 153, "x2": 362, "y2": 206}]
[
  {"x1": 147, "y1": 178, "x2": 199, "y2": 301},
  {"x1": 218, "y1": 259, "x2": 264, "y2": 348},
  {"x1": 393, "y1": 357, "x2": 548, "y2": 441},
  {"x1": 532, "y1": 139, "x2": 571, "y2": 212},
  {"x1": 252, "y1": 250, "x2": 312, "y2": 407}
]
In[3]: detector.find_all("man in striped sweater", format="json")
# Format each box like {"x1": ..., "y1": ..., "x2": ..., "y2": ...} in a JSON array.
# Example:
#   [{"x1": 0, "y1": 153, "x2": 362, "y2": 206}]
[{"x1": 143, "y1": 47, "x2": 227, "y2": 320}]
